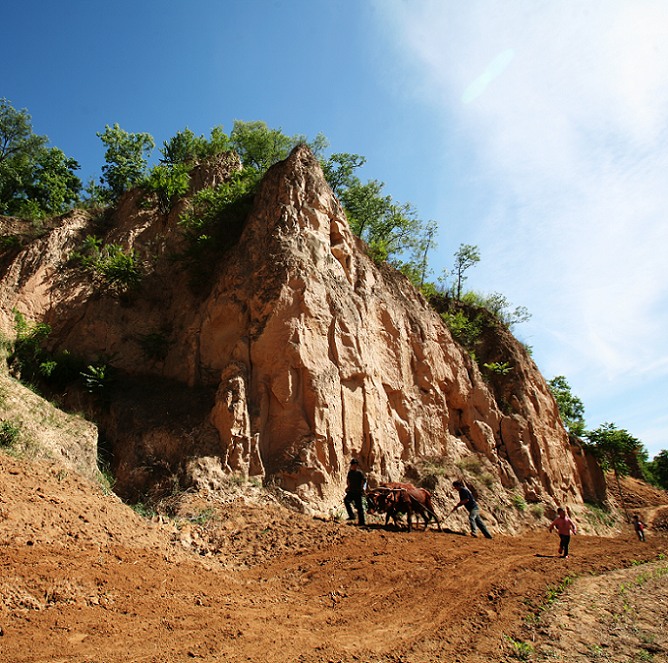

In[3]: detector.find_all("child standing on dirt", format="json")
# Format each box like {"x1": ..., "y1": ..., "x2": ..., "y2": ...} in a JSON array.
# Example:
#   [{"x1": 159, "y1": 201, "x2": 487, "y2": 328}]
[
  {"x1": 632, "y1": 514, "x2": 646, "y2": 542},
  {"x1": 549, "y1": 507, "x2": 577, "y2": 558}
]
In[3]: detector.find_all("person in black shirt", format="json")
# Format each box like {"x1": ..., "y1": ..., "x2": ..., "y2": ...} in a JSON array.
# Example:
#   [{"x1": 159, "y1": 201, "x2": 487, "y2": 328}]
[
  {"x1": 450, "y1": 480, "x2": 493, "y2": 538},
  {"x1": 344, "y1": 458, "x2": 366, "y2": 525}
]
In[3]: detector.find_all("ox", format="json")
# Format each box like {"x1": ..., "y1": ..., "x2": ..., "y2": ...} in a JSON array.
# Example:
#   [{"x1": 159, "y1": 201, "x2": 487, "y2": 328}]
[{"x1": 367, "y1": 484, "x2": 442, "y2": 532}]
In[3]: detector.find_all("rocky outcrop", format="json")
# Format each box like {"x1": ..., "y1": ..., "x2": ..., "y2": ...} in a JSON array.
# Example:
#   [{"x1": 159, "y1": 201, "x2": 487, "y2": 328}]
[{"x1": 0, "y1": 146, "x2": 585, "y2": 517}]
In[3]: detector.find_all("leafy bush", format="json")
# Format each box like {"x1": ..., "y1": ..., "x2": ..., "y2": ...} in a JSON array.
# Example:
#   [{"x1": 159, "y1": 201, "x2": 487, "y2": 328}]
[
  {"x1": 131, "y1": 502, "x2": 157, "y2": 518},
  {"x1": 68, "y1": 235, "x2": 103, "y2": 268},
  {"x1": 504, "y1": 636, "x2": 534, "y2": 661},
  {"x1": 178, "y1": 168, "x2": 258, "y2": 285},
  {"x1": 441, "y1": 310, "x2": 483, "y2": 348},
  {"x1": 483, "y1": 361, "x2": 514, "y2": 376},
  {"x1": 583, "y1": 501, "x2": 616, "y2": 528},
  {"x1": 161, "y1": 126, "x2": 229, "y2": 165},
  {"x1": 462, "y1": 290, "x2": 531, "y2": 330},
  {"x1": 8, "y1": 310, "x2": 52, "y2": 382},
  {"x1": 94, "y1": 244, "x2": 141, "y2": 292},
  {"x1": 70, "y1": 238, "x2": 142, "y2": 294},
  {"x1": 145, "y1": 162, "x2": 191, "y2": 213},
  {"x1": 0, "y1": 234, "x2": 21, "y2": 251},
  {"x1": 97, "y1": 459, "x2": 116, "y2": 495},
  {"x1": 530, "y1": 503, "x2": 545, "y2": 519},
  {"x1": 0, "y1": 420, "x2": 21, "y2": 448},
  {"x1": 511, "y1": 493, "x2": 528, "y2": 512},
  {"x1": 455, "y1": 455, "x2": 483, "y2": 475},
  {"x1": 81, "y1": 363, "x2": 110, "y2": 395}
]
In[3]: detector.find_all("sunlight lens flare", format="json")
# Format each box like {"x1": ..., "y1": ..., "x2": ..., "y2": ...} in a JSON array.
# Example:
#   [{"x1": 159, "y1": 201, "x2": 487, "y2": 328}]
[{"x1": 462, "y1": 48, "x2": 515, "y2": 104}]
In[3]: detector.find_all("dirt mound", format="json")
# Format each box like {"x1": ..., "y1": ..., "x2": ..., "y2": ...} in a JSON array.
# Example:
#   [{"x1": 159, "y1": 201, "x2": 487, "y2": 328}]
[
  {"x1": 614, "y1": 474, "x2": 668, "y2": 510},
  {"x1": 1, "y1": 453, "x2": 667, "y2": 662},
  {"x1": 157, "y1": 490, "x2": 357, "y2": 570},
  {"x1": 0, "y1": 454, "x2": 177, "y2": 552}
]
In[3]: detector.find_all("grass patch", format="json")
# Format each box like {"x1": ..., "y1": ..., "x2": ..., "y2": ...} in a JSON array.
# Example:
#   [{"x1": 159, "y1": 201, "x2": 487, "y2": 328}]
[
  {"x1": 130, "y1": 502, "x2": 157, "y2": 519},
  {"x1": 188, "y1": 507, "x2": 216, "y2": 526},
  {"x1": 0, "y1": 419, "x2": 21, "y2": 448},
  {"x1": 511, "y1": 493, "x2": 528, "y2": 512},
  {"x1": 529, "y1": 503, "x2": 545, "y2": 519},
  {"x1": 504, "y1": 635, "x2": 535, "y2": 660},
  {"x1": 455, "y1": 455, "x2": 483, "y2": 475},
  {"x1": 584, "y1": 501, "x2": 616, "y2": 528}
]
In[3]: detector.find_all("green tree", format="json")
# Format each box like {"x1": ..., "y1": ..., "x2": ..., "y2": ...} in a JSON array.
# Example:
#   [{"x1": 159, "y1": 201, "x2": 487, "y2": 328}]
[
  {"x1": 24, "y1": 147, "x2": 82, "y2": 216},
  {"x1": 160, "y1": 126, "x2": 230, "y2": 165},
  {"x1": 461, "y1": 291, "x2": 531, "y2": 330},
  {"x1": 160, "y1": 127, "x2": 205, "y2": 165},
  {"x1": 340, "y1": 179, "x2": 390, "y2": 237},
  {"x1": 97, "y1": 123, "x2": 154, "y2": 202},
  {"x1": 0, "y1": 99, "x2": 81, "y2": 218},
  {"x1": 321, "y1": 152, "x2": 367, "y2": 198},
  {"x1": 648, "y1": 450, "x2": 668, "y2": 490},
  {"x1": 145, "y1": 162, "x2": 191, "y2": 213},
  {"x1": 585, "y1": 422, "x2": 645, "y2": 515},
  {"x1": 451, "y1": 243, "x2": 480, "y2": 300},
  {"x1": 547, "y1": 375, "x2": 586, "y2": 437},
  {"x1": 229, "y1": 120, "x2": 326, "y2": 173},
  {"x1": 323, "y1": 152, "x2": 435, "y2": 279}
]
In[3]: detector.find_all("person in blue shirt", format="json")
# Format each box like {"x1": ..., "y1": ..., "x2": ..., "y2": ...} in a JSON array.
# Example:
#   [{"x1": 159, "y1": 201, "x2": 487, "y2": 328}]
[{"x1": 450, "y1": 480, "x2": 493, "y2": 538}]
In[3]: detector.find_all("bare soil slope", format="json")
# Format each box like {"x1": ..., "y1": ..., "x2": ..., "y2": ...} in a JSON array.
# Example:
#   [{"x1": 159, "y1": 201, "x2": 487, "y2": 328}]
[{"x1": 1, "y1": 454, "x2": 666, "y2": 663}]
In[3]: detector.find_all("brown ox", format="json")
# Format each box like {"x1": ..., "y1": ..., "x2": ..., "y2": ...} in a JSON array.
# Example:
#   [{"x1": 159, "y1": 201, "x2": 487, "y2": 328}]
[
  {"x1": 366, "y1": 484, "x2": 442, "y2": 532},
  {"x1": 366, "y1": 482, "x2": 416, "y2": 528}
]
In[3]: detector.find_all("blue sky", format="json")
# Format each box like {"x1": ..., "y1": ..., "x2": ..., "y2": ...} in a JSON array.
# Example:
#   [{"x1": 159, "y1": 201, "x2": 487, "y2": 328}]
[{"x1": 2, "y1": 1, "x2": 666, "y2": 457}]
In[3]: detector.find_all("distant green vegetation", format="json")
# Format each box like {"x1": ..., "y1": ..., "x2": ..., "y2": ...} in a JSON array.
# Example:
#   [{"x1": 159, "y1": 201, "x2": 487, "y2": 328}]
[
  {"x1": 548, "y1": 375, "x2": 586, "y2": 437},
  {"x1": 5, "y1": 310, "x2": 108, "y2": 399},
  {"x1": 0, "y1": 98, "x2": 81, "y2": 220},
  {"x1": 548, "y1": 375, "x2": 664, "y2": 490}
]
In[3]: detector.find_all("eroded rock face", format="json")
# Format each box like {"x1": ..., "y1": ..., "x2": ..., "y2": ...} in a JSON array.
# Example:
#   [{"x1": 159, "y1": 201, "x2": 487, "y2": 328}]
[{"x1": 0, "y1": 146, "x2": 586, "y2": 515}]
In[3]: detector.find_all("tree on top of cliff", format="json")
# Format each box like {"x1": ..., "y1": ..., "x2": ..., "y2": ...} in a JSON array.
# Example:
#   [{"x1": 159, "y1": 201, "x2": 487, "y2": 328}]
[
  {"x1": 548, "y1": 375, "x2": 586, "y2": 437},
  {"x1": 96, "y1": 124, "x2": 155, "y2": 203},
  {"x1": 451, "y1": 243, "x2": 480, "y2": 301},
  {"x1": 0, "y1": 99, "x2": 81, "y2": 219},
  {"x1": 322, "y1": 152, "x2": 435, "y2": 282},
  {"x1": 585, "y1": 422, "x2": 648, "y2": 512},
  {"x1": 160, "y1": 126, "x2": 230, "y2": 166},
  {"x1": 649, "y1": 450, "x2": 668, "y2": 490},
  {"x1": 230, "y1": 121, "x2": 327, "y2": 173}
]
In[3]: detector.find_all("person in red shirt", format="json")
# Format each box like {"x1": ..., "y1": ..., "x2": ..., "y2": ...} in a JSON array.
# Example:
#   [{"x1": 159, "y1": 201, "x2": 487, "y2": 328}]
[
  {"x1": 549, "y1": 507, "x2": 577, "y2": 558},
  {"x1": 632, "y1": 514, "x2": 646, "y2": 542}
]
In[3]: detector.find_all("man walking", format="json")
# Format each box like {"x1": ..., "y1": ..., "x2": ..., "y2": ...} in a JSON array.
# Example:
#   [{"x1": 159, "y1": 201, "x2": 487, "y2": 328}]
[
  {"x1": 344, "y1": 458, "x2": 366, "y2": 526},
  {"x1": 450, "y1": 480, "x2": 493, "y2": 538}
]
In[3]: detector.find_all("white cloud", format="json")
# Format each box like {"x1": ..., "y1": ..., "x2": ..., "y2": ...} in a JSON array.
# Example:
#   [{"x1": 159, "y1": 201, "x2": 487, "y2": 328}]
[{"x1": 375, "y1": 0, "x2": 668, "y2": 451}]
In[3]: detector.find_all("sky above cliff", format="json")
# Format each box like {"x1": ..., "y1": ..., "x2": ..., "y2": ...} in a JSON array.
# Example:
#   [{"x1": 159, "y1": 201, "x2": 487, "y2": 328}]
[{"x1": 2, "y1": 0, "x2": 667, "y2": 457}]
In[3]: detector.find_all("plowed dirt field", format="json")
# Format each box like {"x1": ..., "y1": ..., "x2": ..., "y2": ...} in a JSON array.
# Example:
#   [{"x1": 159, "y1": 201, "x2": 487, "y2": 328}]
[{"x1": 1, "y1": 455, "x2": 666, "y2": 663}]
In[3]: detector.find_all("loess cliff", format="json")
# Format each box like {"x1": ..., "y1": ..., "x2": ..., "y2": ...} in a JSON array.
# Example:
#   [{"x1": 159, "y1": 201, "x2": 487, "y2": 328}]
[{"x1": 0, "y1": 145, "x2": 600, "y2": 524}]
